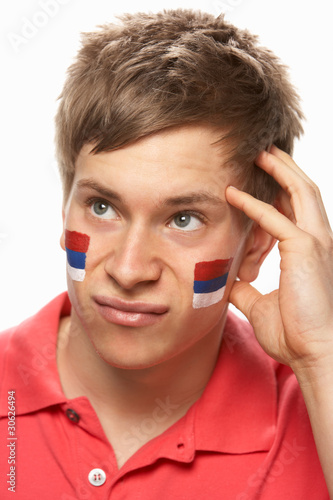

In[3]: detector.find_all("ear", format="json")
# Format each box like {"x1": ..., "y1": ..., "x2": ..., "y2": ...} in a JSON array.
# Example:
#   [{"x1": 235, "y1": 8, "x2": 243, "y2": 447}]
[
  {"x1": 237, "y1": 223, "x2": 276, "y2": 283},
  {"x1": 60, "y1": 209, "x2": 66, "y2": 251}
]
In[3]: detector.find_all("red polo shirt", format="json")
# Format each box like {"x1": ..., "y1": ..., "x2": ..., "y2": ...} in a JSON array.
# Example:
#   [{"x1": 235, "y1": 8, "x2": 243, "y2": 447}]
[{"x1": 0, "y1": 293, "x2": 328, "y2": 499}]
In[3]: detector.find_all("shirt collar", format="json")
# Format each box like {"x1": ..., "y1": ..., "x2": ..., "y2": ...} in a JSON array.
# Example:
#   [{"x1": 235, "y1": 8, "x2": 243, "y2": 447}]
[
  {"x1": 121, "y1": 312, "x2": 277, "y2": 471},
  {"x1": 190, "y1": 311, "x2": 277, "y2": 454},
  {"x1": 0, "y1": 294, "x2": 276, "y2": 455}
]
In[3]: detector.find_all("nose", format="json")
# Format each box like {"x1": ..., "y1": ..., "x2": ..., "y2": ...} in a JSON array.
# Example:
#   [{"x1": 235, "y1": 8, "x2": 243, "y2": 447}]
[{"x1": 104, "y1": 224, "x2": 162, "y2": 290}]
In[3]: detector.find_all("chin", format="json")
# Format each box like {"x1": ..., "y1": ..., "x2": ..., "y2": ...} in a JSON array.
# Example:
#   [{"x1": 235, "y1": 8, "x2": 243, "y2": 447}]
[
  {"x1": 85, "y1": 330, "x2": 164, "y2": 369},
  {"x1": 95, "y1": 349, "x2": 171, "y2": 371}
]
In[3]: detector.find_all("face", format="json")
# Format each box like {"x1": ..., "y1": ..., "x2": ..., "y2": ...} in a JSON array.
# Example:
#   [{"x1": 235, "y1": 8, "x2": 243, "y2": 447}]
[{"x1": 61, "y1": 125, "x2": 252, "y2": 369}]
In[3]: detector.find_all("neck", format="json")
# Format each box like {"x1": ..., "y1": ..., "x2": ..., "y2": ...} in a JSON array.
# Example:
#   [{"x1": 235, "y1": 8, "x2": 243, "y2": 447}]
[
  {"x1": 58, "y1": 316, "x2": 225, "y2": 409},
  {"x1": 56, "y1": 310, "x2": 227, "y2": 466}
]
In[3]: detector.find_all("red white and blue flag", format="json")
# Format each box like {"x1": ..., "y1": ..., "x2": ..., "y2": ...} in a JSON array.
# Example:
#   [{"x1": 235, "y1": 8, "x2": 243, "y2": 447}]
[
  {"x1": 192, "y1": 258, "x2": 232, "y2": 309},
  {"x1": 65, "y1": 230, "x2": 90, "y2": 282}
]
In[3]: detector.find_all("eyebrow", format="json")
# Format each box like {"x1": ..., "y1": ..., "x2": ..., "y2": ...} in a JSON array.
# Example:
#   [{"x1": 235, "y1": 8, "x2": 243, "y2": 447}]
[
  {"x1": 163, "y1": 192, "x2": 226, "y2": 208},
  {"x1": 76, "y1": 178, "x2": 226, "y2": 208},
  {"x1": 76, "y1": 179, "x2": 123, "y2": 202}
]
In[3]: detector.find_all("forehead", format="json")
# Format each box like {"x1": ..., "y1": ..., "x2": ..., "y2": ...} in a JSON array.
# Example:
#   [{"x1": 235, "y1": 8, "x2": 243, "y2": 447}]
[{"x1": 75, "y1": 124, "x2": 234, "y2": 199}]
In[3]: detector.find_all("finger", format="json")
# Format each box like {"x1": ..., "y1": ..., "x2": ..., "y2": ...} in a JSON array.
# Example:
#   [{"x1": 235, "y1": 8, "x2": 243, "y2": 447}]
[
  {"x1": 226, "y1": 186, "x2": 302, "y2": 242},
  {"x1": 276, "y1": 189, "x2": 297, "y2": 224},
  {"x1": 228, "y1": 280, "x2": 279, "y2": 334},
  {"x1": 256, "y1": 148, "x2": 311, "y2": 201},
  {"x1": 256, "y1": 148, "x2": 331, "y2": 235},
  {"x1": 269, "y1": 145, "x2": 312, "y2": 183},
  {"x1": 228, "y1": 280, "x2": 262, "y2": 323}
]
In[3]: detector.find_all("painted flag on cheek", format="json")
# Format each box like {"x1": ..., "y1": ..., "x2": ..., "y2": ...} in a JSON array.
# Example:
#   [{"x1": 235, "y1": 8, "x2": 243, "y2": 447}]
[
  {"x1": 65, "y1": 230, "x2": 90, "y2": 282},
  {"x1": 192, "y1": 258, "x2": 233, "y2": 309}
]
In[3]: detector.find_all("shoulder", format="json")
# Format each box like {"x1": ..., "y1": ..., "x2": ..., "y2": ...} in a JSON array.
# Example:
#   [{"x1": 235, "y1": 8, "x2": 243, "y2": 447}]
[
  {"x1": 223, "y1": 310, "x2": 280, "y2": 370},
  {"x1": 224, "y1": 310, "x2": 315, "y2": 427},
  {"x1": 0, "y1": 292, "x2": 70, "y2": 351},
  {"x1": 0, "y1": 325, "x2": 17, "y2": 379},
  {"x1": 223, "y1": 310, "x2": 306, "y2": 413},
  {"x1": 0, "y1": 293, "x2": 70, "y2": 393}
]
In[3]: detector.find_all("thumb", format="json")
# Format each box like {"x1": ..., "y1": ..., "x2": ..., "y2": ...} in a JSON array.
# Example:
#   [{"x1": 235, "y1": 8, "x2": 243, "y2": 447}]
[{"x1": 228, "y1": 280, "x2": 263, "y2": 324}]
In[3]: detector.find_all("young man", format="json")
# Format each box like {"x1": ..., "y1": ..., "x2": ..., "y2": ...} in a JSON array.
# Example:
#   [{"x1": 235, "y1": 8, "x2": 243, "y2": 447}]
[{"x1": 1, "y1": 9, "x2": 332, "y2": 499}]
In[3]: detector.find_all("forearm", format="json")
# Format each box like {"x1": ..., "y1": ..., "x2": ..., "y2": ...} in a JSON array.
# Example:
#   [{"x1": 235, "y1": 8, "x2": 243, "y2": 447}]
[{"x1": 293, "y1": 358, "x2": 333, "y2": 498}]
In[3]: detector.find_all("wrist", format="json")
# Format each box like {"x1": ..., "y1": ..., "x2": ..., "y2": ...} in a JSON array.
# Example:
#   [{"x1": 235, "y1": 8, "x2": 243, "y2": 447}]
[{"x1": 291, "y1": 355, "x2": 333, "y2": 398}]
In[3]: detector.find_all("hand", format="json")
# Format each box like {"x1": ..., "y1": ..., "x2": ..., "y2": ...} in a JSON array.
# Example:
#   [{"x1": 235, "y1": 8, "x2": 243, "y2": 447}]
[{"x1": 226, "y1": 146, "x2": 333, "y2": 374}]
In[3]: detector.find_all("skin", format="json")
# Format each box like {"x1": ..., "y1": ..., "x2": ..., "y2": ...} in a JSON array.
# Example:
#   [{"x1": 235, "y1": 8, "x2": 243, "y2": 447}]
[
  {"x1": 58, "y1": 124, "x2": 273, "y2": 466},
  {"x1": 58, "y1": 125, "x2": 333, "y2": 488},
  {"x1": 226, "y1": 146, "x2": 333, "y2": 496},
  {"x1": 60, "y1": 125, "x2": 260, "y2": 370}
]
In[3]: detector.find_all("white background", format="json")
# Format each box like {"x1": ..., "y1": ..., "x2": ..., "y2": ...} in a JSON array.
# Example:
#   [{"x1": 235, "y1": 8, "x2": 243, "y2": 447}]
[{"x1": 1, "y1": 0, "x2": 332, "y2": 330}]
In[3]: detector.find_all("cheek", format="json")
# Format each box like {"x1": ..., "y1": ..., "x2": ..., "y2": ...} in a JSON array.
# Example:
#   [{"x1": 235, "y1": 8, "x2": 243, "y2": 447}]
[
  {"x1": 192, "y1": 258, "x2": 233, "y2": 309},
  {"x1": 65, "y1": 229, "x2": 91, "y2": 282}
]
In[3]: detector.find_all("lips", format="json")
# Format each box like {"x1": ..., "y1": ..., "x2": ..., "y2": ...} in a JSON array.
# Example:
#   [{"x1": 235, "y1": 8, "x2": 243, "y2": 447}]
[{"x1": 93, "y1": 295, "x2": 169, "y2": 327}]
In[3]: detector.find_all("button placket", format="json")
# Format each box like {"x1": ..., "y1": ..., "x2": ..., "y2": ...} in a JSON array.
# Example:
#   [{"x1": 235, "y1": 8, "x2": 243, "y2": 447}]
[{"x1": 63, "y1": 400, "x2": 115, "y2": 491}]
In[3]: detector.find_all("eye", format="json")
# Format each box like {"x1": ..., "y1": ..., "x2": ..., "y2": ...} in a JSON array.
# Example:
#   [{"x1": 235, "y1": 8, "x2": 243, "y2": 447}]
[
  {"x1": 169, "y1": 212, "x2": 204, "y2": 231},
  {"x1": 90, "y1": 200, "x2": 118, "y2": 220}
]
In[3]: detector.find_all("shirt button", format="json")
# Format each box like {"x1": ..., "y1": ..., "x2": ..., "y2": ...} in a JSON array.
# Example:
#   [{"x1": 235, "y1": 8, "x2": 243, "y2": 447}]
[
  {"x1": 66, "y1": 408, "x2": 80, "y2": 423},
  {"x1": 88, "y1": 468, "x2": 106, "y2": 487}
]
